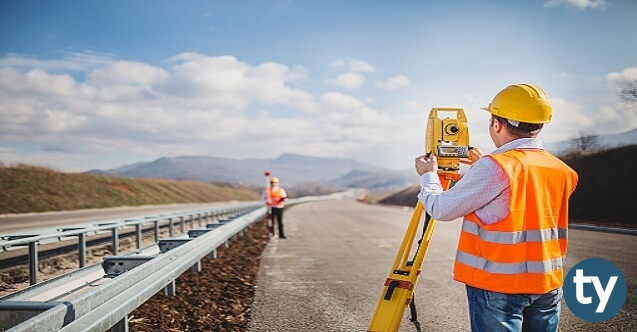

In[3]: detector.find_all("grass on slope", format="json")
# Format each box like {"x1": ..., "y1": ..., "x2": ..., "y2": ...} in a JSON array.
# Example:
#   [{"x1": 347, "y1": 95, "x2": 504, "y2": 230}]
[{"x1": 0, "y1": 164, "x2": 260, "y2": 214}]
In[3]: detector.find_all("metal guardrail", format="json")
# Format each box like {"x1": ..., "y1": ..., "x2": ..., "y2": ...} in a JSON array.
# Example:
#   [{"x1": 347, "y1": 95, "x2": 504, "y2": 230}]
[
  {"x1": 570, "y1": 222, "x2": 637, "y2": 236},
  {"x1": 0, "y1": 201, "x2": 263, "y2": 286},
  {"x1": 0, "y1": 195, "x2": 342, "y2": 332}
]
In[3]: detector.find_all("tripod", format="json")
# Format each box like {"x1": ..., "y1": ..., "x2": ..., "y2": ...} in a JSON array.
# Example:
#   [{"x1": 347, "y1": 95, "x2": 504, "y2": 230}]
[{"x1": 368, "y1": 171, "x2": 461, "y2": 332}]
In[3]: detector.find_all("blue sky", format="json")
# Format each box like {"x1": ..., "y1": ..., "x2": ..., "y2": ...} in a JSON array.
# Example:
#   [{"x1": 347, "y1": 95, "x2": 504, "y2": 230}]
[{"x1": 0, "y1": 0, "x2": 635, "y2": 171}]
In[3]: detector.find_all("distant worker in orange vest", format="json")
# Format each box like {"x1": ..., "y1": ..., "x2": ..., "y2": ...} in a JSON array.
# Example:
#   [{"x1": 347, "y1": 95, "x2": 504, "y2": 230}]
[
  {"x1": 264, "y1": 177, "x2": 288, "y2": 239},
  {"x1": 415, "y1": 83, "x2": 578, "y2": 331}
]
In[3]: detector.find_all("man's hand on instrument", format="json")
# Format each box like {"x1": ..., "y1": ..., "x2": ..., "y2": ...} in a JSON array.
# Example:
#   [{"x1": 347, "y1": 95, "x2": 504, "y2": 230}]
[
  {"x1": 459, "y1": 147, "x2": 484, "y2": 165},
  {"x1": 415, "y1": 154, "x2": 437, "y2": 175}
]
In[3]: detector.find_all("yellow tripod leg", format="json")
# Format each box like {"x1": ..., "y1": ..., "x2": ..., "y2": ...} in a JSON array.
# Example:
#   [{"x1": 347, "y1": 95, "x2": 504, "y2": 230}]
[
  {"x1": 368, "y1": 172, "x2": 458, "y2": 332},
  {"x1": 368, "y1": 201, "x2": 437, "y2": 332}
]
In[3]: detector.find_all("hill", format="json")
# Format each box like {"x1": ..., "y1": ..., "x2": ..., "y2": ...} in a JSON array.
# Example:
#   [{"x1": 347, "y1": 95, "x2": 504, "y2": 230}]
[
  {"x1": 91, "y1": 153, "x2": 417, "y2": 191},
  {"x1": 0, "y1": 165, "x2": 260, "y2": 214},
  {"x1": 562, "y1": 145, "x2": 636, "y2": 227},
  {"x1": 544, "y1": 128, "x2": 637, "y2": 154},
  {"x1": 378, "y1": 145, "x2": 637, "y2": 228},
  {"x1": 89, "y1": 129, "x2": 635, "y2": 192},
  {"x1": 377, "y1": 184, "x2": 420, "y2": 207}
]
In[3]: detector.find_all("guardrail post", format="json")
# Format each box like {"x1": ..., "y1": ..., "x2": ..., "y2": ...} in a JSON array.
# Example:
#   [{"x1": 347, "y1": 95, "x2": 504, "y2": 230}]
[
  {"x1": 165, "y1": 279, "x2": 176, "y2": 296},
  {"x1": 209, "y1": 249, "x2": 217, "y2": 259},
  {"x1": 111, "y1": 227, "x2": 119, "y2": 255},
  {"x1": 135, "y1": 224, "x2": 142, "y2": 249},
  {"x1": 189, "y1": 215, "x2": 194, "y2": 228},
  {"x1": 180, "y1": 216, "x2": 185, "y2": 234},
  {"x1": 197, "y1": 213, "x2": 202, "y2": 227},
  {"x1": 79, "y1": 233, "x2": 86, "y2": 268},
  {"x1": 169, "y1": 217, "x2": 174, "y2": 237},
  {"x1": 153, "y1": 220, "x2": 159, "y2": 242},
  {"x1": 112, "y1": 315, "x2": 129, "y2": 332},
  {"x1": 28, "y1": 242, "x2": 38, "y2": 285},
  {"x1": 191, "y1": 261, "x2": 202, "y2": 272}
]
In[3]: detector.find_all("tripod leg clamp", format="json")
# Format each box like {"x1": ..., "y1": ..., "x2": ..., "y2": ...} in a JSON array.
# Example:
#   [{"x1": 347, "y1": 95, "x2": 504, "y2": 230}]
[{"x1": 383, "y1": 278, "x2": 414, "y2": 301}]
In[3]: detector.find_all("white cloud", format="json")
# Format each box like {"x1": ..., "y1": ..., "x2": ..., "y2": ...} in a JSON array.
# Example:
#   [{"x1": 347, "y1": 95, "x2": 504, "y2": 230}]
[
  {"x1": 0, "y1": 68, "x2": 80, "y2": 98},
  {"x1": 404, "y1": 101, "x2": 423, "y2": 110},
  {"x1": 325, "y1": 57, "x2": 377, "y2": 91},
  {"x1": 0, "y1": 51, "x2": 114, "y2": 72},
  {"x1": 543, "y1": 0, "x2": 607, "y2": 10},
  {"x1": 330, "y1": 57, "x2": 376, "y2": 73},
  {"x1": 0, "y1": 53, "x2": 407, "y2": 170},
  {"x1": 606, "y1": 67, "x2": 637, "y2": 83},
  {"x1": 376, "y1": 75, "x2": 410, "y2": 91},
  {"x1": 606, "y1": 67, "x2": 637, "y2": 111},
  {"x1": 5, "y1": 51, "x2": 624, "y2": 172},
  {"x1": 325, "y1": 71, "x2": 366, "y2": 91},
  {"x1": 320, "y1": 92, "x2": 365, "y2": 110},
  {"x1": 544, "y1": 98, "x2": 594, "y2": 140},
  {"x1": 89, "y1": 61, "x2": 169, "y2": 86},
  {"x1": 543, "y1": 97, "x2": 636, "y2": 143},
  {"x1": 162, "y1": 53, "x2": 316, "y2": 110}
]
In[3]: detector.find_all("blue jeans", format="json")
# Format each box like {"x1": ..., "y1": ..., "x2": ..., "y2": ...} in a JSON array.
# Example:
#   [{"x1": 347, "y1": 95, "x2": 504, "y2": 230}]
[{"x1": 465, "y1": 285, "x2": 562, "y2": 332}]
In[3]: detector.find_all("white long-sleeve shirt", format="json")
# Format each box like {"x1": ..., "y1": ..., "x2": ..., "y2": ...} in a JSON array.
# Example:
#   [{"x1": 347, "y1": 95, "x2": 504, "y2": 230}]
[{"x1": 417, "y1": 138, "x2": 545, "y2": 224}]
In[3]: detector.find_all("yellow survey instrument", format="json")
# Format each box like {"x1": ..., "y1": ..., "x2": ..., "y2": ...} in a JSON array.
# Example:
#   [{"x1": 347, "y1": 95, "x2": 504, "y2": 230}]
[
  {"x1": 425, "y1": 108, "x2": 470, "y2": 171},
  {"x1": 368, "y1": 108, "x2": 470, "y2": 332}
]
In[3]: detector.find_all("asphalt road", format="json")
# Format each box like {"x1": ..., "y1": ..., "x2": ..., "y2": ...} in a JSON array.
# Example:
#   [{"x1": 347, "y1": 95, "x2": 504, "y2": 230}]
[
  {"x1": 248, "y1": 199, "x2": 637, "y2": 332},
  {"x1": 0, "y1": 202, "x2": 233, "y2": 234}
]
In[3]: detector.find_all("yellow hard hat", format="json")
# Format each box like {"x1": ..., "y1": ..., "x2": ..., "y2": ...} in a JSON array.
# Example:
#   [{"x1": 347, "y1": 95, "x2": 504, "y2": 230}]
[
  {"x1": 481, "y1": 83, "x2": 552, "y2": 124},
  {"x1": 269, "y1": 177, "x2": 279, "y2": 183}
]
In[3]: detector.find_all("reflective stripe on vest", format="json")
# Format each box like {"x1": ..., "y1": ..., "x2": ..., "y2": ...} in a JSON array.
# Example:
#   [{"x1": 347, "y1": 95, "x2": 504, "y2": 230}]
[
  {"x1": 461, "y1": 221, "x2": 568, "y2": 244},
  {"x1": 456, "y1": 250, "x2": 564, "y2": 274}
]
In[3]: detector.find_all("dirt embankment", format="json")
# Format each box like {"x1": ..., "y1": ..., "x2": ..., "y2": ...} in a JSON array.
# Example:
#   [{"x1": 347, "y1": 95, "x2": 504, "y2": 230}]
[
  {"x1": 0, "y1": 164, "x2": 259, "y2": 215},
  {"x1": 561, "y1": 145, "x2": 636, "y2": 227},
  {"x1": 129, "y1": 220, "x2": 270, "y2": 331}
]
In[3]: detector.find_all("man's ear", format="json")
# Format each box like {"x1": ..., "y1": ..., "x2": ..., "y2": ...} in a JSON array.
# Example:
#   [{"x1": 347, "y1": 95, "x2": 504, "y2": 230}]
[{"x1": 492, "y1": 117, "x2": 503, "y2": 133}]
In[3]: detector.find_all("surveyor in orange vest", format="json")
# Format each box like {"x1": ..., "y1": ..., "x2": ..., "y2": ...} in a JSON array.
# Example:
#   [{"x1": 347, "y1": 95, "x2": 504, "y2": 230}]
[
  {"x1": 264, "y1": 177, "x2": 288, "y2": 239},
  {"x1": 415, "y1": 84, "x2": 578, "y2": 331}
]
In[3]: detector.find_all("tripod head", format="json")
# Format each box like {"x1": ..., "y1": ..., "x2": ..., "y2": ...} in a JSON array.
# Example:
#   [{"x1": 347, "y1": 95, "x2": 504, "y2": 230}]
[{"x1": 425, "y1": 108, "x2": 470, "y2": 171}]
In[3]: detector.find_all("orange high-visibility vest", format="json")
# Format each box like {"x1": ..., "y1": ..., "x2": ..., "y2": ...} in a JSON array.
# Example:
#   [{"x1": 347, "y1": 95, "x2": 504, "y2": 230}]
[
  {"x1": 453, "y1": 149, "x2": 578, "y2": 294},
  {"x1": 267, "y1": 186, "x2": 286, "y2": 208}
]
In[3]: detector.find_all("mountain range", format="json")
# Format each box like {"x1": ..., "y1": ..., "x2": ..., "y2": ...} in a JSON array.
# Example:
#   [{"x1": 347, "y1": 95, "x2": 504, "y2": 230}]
[
  {"x1": 91, "y1": 128, "x2": 635, "y2": 191},
  {"x1": 90, "y1": 153, "x2": 418, "y2": 190},
  {"x1": 544, "y1": 128, "x2": 637, "y2": 153}
]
